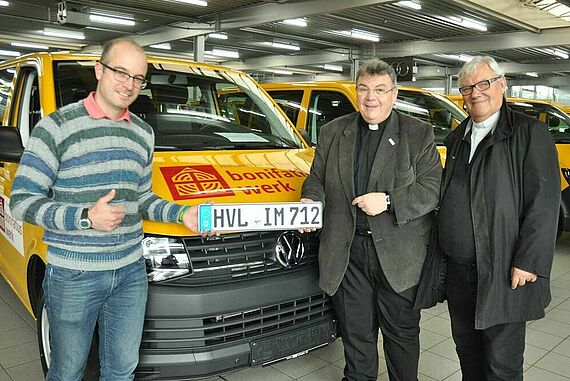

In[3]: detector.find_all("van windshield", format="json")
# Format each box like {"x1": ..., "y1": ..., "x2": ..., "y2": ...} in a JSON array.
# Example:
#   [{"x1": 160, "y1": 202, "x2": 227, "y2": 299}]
[
  {"x1": 507, "y1": 101, "x2": 570, "y2": 143},
  {"x1": 53, "y1": 60, "x2": 303, "y2": 150}
]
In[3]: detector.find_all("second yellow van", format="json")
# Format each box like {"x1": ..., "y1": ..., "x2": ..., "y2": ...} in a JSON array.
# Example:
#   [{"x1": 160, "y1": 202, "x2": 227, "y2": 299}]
[{"x1": 261, "y1": 81, "x2": 467, "y2": 146}]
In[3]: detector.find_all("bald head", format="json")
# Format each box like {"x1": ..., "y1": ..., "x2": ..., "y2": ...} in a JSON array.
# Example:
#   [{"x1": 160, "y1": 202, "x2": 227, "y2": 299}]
[{"x1": 101, "y1": 38, "x2": 146, "y2": 64}]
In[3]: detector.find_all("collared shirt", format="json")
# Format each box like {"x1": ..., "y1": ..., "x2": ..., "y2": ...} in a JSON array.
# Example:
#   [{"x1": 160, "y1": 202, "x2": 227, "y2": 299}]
[
  {"x1": 83, "y1": 91, "x2": 131, "y2": 123},
  {"x1": 465, "y1": 110, "x2": 500, "y2": 162},
  {"x1": 354, "y1": 113, "x2": 390, "y2": 230}
]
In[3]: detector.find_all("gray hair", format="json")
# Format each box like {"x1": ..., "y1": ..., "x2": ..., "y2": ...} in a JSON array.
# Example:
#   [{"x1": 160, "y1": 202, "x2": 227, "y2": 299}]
[
  {"x1": 356, "y1": 58, "x2": 397, "y2": 86},
  {"x1": 458, "y1": 56, "x2": 504, "y2": 86}
]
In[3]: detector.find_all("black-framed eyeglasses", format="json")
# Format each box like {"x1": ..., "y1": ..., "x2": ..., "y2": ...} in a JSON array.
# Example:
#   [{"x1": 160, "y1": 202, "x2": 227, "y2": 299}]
[
  {"x1": 356, "y1": 86, "x2": 396, "y2": 96},
  {"x1": 99, "y1": 61, "x2": 148, "y2": 89},
  {"x1": 458, "y1": 76, "x2": 502, "y2": 96}
]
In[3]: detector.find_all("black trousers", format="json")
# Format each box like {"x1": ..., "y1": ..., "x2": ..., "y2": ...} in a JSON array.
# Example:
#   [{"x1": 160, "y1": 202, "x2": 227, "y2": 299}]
[
  {"x1": 446, "y1": 261, "x2": 525, "y2": 381},
  {"x1": 331, "y1": 235, "x2": 421, "y2": 381}
]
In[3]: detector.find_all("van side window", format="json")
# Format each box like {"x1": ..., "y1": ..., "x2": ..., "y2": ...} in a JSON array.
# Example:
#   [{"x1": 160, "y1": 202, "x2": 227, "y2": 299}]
[
  {"x1": 265, "y1": 90, "x2": 304, "y2": 126},
  {"x1": 307, "y1": 91, "x2": 354, "y2": 144},
  {"x1": 0, "y1": 68, "x2": 15, "y2": 125},
  {"x1": 54, "y1": 61, "x2": 97, "y2": 107},
  {"x1": 508, "y1": 102, "x2": 570, "y2": 142},
  {"x1": 13, "y1": 67, "x2": 40, "y2": 147}
]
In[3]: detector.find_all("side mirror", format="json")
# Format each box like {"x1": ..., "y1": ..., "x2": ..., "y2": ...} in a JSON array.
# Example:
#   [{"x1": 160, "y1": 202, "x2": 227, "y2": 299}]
[{"x1": 0, "y1": 127, "x2": 24, "y2": 162}]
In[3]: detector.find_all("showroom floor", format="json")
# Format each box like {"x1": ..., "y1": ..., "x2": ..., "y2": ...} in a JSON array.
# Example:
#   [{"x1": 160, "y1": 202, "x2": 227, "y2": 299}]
[{"x1": 2, "y1": 234, "x2": 570, "y2": 381}]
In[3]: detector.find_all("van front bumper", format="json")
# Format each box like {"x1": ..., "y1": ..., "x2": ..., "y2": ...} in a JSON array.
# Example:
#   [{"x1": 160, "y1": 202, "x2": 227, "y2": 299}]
[{"x1": 135, "y1": 270, "x2": 336, "y2": 380}]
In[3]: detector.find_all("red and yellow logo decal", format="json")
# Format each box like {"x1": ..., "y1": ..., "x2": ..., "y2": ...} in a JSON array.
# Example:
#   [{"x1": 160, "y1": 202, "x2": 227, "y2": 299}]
[{"x1": 160, "y1": 165, "x2": 235, "y2": 200}]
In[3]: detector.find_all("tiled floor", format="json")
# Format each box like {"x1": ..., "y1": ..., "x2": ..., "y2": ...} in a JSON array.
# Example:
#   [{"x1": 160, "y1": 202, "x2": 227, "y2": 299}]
[{"x1": 2, "y1": 234, "x2": 570, "y2": 381}]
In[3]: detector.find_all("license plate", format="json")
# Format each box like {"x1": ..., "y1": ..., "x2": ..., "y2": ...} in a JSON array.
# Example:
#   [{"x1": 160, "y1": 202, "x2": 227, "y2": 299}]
[
  {"x1": 250, "y1": 319, "x2": 336, "y2": 365},
  {"x1": 198, "y1": 202, "x2": 323, "y2": 231}
]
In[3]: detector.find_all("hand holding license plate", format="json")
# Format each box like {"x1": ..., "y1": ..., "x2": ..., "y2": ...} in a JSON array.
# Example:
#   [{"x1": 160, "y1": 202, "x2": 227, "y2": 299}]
[{"x1": 198, "y1": 202, "x2": 323, "y2": 231}]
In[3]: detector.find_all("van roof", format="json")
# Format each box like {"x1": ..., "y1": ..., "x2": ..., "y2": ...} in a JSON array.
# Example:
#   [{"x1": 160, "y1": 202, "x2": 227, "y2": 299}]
[
  {"x1": 0, "y1": 51, "x2": 247, "y2": 76},
  {"x1": 260, "y1": 80, "x2": 442, "y2": 94}
]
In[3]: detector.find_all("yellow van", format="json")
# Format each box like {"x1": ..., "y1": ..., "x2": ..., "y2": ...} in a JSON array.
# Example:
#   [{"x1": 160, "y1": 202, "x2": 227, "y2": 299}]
[
  {"x1": 0, "y1": 53, "x2": 335, "y2": 380},
  {"x1": 261, "y1": 81, "x2": 467, "y2": 147}
]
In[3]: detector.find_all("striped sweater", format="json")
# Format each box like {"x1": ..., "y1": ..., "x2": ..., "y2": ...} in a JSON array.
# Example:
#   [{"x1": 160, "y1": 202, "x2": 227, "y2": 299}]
[{"x1": 9, "y1": 100, "x2": 184, "y2": 271}]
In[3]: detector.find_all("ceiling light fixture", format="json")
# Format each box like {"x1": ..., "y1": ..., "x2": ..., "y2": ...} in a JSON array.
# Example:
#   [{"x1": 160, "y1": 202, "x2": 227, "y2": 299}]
[
  {"x1": 0, "y1": 49, "x2": 21, "y2": 57},
  {"x1": 43, "y1": 27, "x2": 85, "y2": 40},
  {"x1": 170, "y1": 0, "x2": 208, "y2": 6},
  {"x1": 545, "y1": 48, "x2": 569, "y2": 59},
  {"x1": 532, "y1": 0, "x2": 570, "y2": 21},
  {"x1": 263, "y1": 69, "x2": 293, "y2": 75},
  {"x1": 0, "y1": 1, "x2": 9, "y2": 6},
  {"x1": 208, "y1": 33, "x2": 228, "y2": 39},
  {"x1": 266, "y1": 42, "x2": 301, "y2": 51},
  {"x1": 11, "y1": 42, "x2": 49, "y2": 50},
  {"x1": 207, "y1": 48, "x2": 239, "y2": 58},
  {"x1": 149, "y1": 43, "x2": 172, "y2": 50},
  {"x1": 342, "y1": 29, "x2": 380, "y2": 42},
  {"x1": 434, "y1": 53, "x2": 474, "y2": 62},
  {"x1": 444, "y1": 16, "x2": 488, "y2": 31},
  {"x1": 281, "y1": 18, "x2": 308, "y2": 27},
  {"x1": 396, "y1": 1, "x2": 422, "y2": 10},
  {"x1": 89, "y1": 14, "x2": 135, "y2": 26},
  {"x1": 323, "y1": 64, "x2": 343, "y2": 72},
  {"x1": 525, "y1": 72, "x2": 539, "y2": 77}
]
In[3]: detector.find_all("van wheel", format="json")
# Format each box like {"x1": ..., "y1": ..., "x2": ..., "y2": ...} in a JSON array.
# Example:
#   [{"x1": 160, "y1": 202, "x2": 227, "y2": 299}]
[
  {"x1": 36, "y1": 293, "x2": 51, "y2": 375},
  {"x1": 35, "y1": 292, "x2": 100, "y2": 381}
]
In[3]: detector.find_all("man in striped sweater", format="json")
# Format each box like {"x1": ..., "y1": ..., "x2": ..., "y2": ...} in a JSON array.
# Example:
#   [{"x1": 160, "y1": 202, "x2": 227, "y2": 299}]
[{"x1": 9, "y1": 38, "x2": 202, "y2": 381}]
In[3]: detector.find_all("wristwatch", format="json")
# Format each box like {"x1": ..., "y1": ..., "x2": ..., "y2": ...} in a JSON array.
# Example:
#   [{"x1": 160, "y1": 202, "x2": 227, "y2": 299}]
[
  {"x1": 79, "y1": 208, "x2": 92, "y2": 230},
  {"x1": 385, "y1": 193, "x2": 391, "y2": 211}
]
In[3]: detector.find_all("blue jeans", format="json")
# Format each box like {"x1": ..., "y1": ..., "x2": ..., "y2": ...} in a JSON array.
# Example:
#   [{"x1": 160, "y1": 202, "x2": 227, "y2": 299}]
[{"x1": 43, "y1": 256, "x2": 148, "y2": 381}]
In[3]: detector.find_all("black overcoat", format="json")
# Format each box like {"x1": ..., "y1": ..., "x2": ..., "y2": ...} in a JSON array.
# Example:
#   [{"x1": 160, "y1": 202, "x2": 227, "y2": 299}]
[{"x1": 437, "y1": 101, "x2": 560, "y2": 329}]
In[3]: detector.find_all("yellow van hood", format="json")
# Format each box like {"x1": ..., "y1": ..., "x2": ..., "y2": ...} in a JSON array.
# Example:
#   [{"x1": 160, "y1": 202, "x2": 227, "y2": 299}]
[{"x1": 144, "y1": 148, "x2": 315, "y2": 235}]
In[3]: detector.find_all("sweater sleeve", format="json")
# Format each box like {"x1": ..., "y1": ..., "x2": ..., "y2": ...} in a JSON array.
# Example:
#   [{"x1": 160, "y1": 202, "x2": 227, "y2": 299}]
[
  {"x1": 9, "y1": 117, "x2": 83, "y2": 230},
  {"x1": 138, "y1": 144, "x2": 184, "y2": 223}
]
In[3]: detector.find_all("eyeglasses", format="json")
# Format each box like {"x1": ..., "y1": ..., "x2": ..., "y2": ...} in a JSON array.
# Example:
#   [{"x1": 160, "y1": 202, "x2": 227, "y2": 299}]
[
  {"x1": 99, "y1": 61, "x2": 148, "y2": 89},
  {"x1": 458, "y1": 76, "x2": 502, "y2": 96},
  {"x1": 356, "y1": 86, "x2": 396, "y2": 96}
]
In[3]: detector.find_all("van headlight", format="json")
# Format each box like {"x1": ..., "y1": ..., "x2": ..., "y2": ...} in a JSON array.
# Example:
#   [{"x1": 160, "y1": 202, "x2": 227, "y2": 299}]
[{"x1": 141, "y1": 237, "x2": 191, "y2": 282}]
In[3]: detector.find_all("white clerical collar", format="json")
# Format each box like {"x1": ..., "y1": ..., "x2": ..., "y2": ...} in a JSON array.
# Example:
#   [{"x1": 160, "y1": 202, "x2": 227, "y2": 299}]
[
  {"x1": 368, "y1": 124, "x2": 379, "y2": 131},
  {"x1": 464, "y1": 110, "x2": 501, "y2": 138},
  {"x1": 472, "y1": 110, "x2": 500, "y2": 130}
]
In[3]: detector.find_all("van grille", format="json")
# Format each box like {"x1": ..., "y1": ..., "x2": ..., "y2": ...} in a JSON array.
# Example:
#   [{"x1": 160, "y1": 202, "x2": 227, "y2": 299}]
[
  {"x1": 141, "y1": 292, "x2": 332, "y2": 350},
  {"x1": 169, "y1": 231, "x2": 318, "y2": 285}
]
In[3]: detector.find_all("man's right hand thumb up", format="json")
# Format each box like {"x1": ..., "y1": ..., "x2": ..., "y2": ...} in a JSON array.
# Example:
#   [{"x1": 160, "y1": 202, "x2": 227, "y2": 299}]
[{"x1": 88, "y1": 189, "x2": 126, "y2": 232}]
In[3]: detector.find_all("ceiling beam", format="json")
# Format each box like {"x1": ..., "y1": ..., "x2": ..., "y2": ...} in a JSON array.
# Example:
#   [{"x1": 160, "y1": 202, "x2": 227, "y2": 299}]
[
  {"x1": 451, "y1": 0, "x2": 570, "y2": 31},
  {"x1": 115, "y1": 0, "x2": 393, "y2": 48},
  {"x1": 449, "y1": 0, "x2": 540, "y2": 33},
  {"x1": 239, "y1": 27, "x2": 353, "y2": 49},
  {"x1": 374, "y1": 28, "x2": 570, "y2": 58},
  {"x1": 415, "y1": 62, "x2": 570, "y2": 79},
  {"x1": 214, "y1": 0, "x2": 393, "y2": 30},
  {"x1": 224, "y1": 51, "x2": 351, "y2": 71}
]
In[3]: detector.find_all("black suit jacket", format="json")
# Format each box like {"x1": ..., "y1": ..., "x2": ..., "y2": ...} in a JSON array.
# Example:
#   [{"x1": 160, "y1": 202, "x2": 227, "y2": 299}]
[{"x1": 302, "y1": 111, "x2": 442, "y2": 295}]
